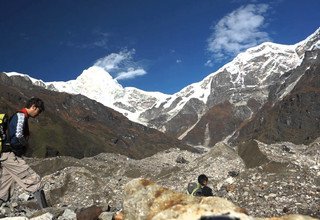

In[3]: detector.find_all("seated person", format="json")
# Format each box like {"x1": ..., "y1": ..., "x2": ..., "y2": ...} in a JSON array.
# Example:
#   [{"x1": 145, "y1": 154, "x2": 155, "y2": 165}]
[
  {"x1": 197, "y1": 174, "x2": 213, "y2": 197},
  {"x1": 188, "y1": 174, "x2": 213, "y2": 196}
]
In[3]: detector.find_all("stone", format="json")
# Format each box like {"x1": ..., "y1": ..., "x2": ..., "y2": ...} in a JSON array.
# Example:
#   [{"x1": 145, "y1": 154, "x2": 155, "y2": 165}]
[
  {"x1": 58, "y1": 209, "x2": 76, "y2": 220},
  {"x1": 19, "y1": 193, "x2": 31, "y2": 202},
  {"x1": 113, "y1": 211, "x2": 124, "y2": 220},
  {"x1": 175, "y1": 155, "x2": 189, "y2": 164},
  {"x1": 30, "y1": 213, "x2": 54, "y2": 220},
  {"x1": 98, "y1": 212, "x2": 114, "y2": 220},
  {"x1": 76, "y1": 205, "x2": 103, "y2": 220},
  {"x1": 228, "y1": 171, "x2": 239, "y2": 177}
]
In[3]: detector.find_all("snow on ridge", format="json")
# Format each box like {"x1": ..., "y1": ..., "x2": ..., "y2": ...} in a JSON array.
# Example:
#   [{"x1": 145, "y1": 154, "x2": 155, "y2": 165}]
[
  {"x1": 124, "y1": 86, "x2": 170, "y2": 103},
  {"x1": 294, "y1": 27, "x2": 320, "y2": 48},
  {"x1": 45, "y1": 80, "x2": 78, "y2": 94},
  {"x1": 163, "y1": 74, "x2": 212, "y2": 110},
  {"x1": 213, "y1": 42, "x2": 297, "y2": 77},
  {"x1": 4, "y1": 72, "x2": 45, "y2": 84},
  {"x1": 199, "y1": 40, "x2": 302, "y2": 95}
]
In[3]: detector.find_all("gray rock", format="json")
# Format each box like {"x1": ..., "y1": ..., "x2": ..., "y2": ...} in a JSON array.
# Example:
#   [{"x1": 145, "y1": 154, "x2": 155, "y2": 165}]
[
  {"x1": 98, "y1": 212, "x2": 115, "y2": 220},
  {"x1": 57, "y1": 209, "x2": 76, "y2": 220}
]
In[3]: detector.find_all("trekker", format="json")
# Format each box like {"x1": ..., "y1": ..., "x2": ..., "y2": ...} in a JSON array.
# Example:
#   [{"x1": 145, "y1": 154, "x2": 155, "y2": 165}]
[
  {"x1": 187, "y1": 174, "x2": 214, "y2": 197},
  {"x1": 0, "y1": 97, "x2": 48, "y2": 209},
  {"x1": 197, "y1": 174, "x2": 214, "y2": 197}
]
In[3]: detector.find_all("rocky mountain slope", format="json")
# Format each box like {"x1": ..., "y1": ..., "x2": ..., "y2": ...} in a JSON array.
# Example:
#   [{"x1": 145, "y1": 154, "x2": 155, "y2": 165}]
[
  {"x1": 231, "y1": 49, "x2": 320, "y2": 146},
  {"x1": 0, "y1": 73, "x2": 194, "y2": 159},
  {"x1": 160, "y1": 29, "x2": 320, "y2": 146}
]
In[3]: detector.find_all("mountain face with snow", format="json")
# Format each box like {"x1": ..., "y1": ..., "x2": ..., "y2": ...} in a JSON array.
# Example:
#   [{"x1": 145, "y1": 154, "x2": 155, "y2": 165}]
[
  {"x1": 4, "y1": 28, "x2": 320, "y2": 148},
  {"x1": 231, "y1": 48, "x2": 320, "y2": 146},
  {"x1": 141, "y1": 28, "x2": 320, "y2": 146}
]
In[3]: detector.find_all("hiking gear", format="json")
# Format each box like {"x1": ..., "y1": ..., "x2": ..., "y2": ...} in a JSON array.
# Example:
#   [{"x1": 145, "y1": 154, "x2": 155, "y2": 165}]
[
  {"x1": 0, "y1": 114, "x2": 9, "y2": 153},
  {"x1": 187, "y1": 182, "x2": 202, "y2": 196},
  {"x1": 34, "y1": 189, "x2": 48, "y2": 209},
  {"x1": 0, "y1": 152, "x2": 42, "y2": 201}
]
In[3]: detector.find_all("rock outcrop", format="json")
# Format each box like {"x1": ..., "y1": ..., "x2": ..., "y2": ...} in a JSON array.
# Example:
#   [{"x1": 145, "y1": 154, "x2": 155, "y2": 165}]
[
  {"x1": 123, "y1": 178, "x2": 250, "y2": 220},
  {"x1": 122, "y1": 178, "x2": 316, "y2": 220}
]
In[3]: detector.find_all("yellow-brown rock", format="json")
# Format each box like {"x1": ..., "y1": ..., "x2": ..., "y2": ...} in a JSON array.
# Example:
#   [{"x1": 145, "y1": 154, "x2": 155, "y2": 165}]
[{"x1": 123, "y1": 178, "x2": 317, "y2": 220}]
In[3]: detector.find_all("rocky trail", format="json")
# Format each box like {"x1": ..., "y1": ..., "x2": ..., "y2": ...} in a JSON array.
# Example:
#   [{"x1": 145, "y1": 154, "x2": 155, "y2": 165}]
[{"x1": 0, "y1": 138, "x2": 319, "y2": 219}]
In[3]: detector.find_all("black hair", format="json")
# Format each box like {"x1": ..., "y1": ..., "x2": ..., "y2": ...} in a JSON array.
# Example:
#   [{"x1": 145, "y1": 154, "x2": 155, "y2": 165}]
[
  {"x1": 198, "y1": 174, "x2": 208, "y2": 186},
  {"x1": 25, "y1": 97, "x2": 45, "y2": 112}
]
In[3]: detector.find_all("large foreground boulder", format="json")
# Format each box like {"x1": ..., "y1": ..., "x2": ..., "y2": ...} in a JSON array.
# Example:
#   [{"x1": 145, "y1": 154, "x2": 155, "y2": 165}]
[{"x1": 123, "y1": 178, "x2": 317, "y2": 220}]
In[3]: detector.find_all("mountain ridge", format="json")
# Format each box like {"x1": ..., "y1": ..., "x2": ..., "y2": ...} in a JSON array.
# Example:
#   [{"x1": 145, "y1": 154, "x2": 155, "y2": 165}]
[{"x1": 3, "y1": 28, "x2": 320, "y2": 148}]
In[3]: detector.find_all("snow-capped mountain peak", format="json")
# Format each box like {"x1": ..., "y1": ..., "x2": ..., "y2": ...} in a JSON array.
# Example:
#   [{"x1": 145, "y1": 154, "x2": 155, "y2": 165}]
[
  {"x1": 45, "y1": 66, "x2": 123, "y2": 107},
  {"x1": 41, "y1": 66, "x2": 168, "y2": 124},
  {"x1": 76, "y1": 66, "x2": 117, "y2": 84}
]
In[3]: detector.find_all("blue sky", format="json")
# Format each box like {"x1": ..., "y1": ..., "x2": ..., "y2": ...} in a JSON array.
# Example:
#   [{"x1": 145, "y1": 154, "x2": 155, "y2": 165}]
[{"x1": 0, "y1": 0, "x2": 319, "y2": 94}]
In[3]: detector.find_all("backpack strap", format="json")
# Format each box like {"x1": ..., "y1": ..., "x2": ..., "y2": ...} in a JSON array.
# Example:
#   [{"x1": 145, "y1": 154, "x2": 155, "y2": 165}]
[
  {"x1": 191, "y1": 183, "x2": 202, "y2": 196},
  {"x1": 0, "y1": 114, "x2": 9, "y2": 153},
  {"x1": 0, "y1": 114, "x2": 8, "y2": 126}
]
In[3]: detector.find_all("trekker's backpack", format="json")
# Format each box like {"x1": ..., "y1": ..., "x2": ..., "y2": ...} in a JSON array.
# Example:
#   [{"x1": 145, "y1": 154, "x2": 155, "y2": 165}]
[
  {"x1": 0, "y1": 113, "x2": 9, "y2": 153},
  {"x1": 187, "y1": 182, "x2": 202, "y2": 196}
]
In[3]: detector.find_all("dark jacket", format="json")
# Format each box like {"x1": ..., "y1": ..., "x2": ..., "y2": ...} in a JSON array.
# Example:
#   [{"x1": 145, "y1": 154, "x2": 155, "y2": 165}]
[
  {"x1": 194, "y1": 185, "x2": 213, "y2": 197},
  {"x1": 8, "y1": 108, "x2": 29, "y2": 156},
  {"x1": 201, "y1": 186, "x2": 213, "y2": 197}
]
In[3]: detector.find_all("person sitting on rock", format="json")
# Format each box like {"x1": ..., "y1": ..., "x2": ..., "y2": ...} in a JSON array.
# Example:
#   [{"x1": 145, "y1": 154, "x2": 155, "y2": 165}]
[
  {"x1": 188, "y1": 174, "x2": 214, "y2": 197},
  {"x1": 196, "y1": 174, "x2": 214, "y2": 197}
]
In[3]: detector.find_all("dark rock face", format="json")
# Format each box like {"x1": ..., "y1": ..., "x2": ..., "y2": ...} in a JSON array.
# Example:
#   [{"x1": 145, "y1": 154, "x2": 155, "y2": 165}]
[
  {"x1": 0, "y1": 73, "x2": 195, "y2": 159},
  {"x1": 183, "y1": 101, "x2": 243, "y2": 146},
  {"x1": 165, "y1": 98, "x2": 206, "y2": 137},
  {"x1": 233, "y1": 49, "x2": 320, "y2": 145}
]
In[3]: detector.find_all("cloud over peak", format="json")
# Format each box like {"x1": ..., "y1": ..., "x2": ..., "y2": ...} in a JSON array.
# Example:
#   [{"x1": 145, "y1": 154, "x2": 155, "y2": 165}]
[
  {"x1": 207, "y1": 4, "x2": 271, "y2": 62},
  {"x1": 94, "y1": 49, "x2": 147, "y2": 80}
]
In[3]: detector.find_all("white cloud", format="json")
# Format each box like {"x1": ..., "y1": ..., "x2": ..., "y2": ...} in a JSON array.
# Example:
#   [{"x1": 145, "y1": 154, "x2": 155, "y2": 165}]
[
  {"x1": 207, "y1": 4, "x2": 270, "y2": 62},
  {"x1": 115, "y1": 68, "x2": 146, "y2": 80},
  {"x1": 176, "y1": 59, "x2": 182, "y2": 63},
  {"x1": 94, "y1": 49, "x2": 147, "y2": 80},
  {"x1": 94, "y1": 50, "x2": 133, "y2": 71},
  {"x1": 205, "y1": 60, "x2": 213, "y2": 67}
]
